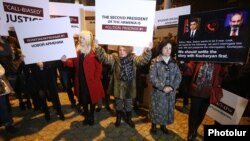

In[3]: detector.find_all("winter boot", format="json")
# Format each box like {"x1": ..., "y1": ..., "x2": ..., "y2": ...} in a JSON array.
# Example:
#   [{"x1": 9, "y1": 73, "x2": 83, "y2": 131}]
[
  {"x1": 126, "y1": 111, "x2": 135, "y2": 128},
  {"x1": 115, "y1": 110, "x2": 122, "y2": 127}
]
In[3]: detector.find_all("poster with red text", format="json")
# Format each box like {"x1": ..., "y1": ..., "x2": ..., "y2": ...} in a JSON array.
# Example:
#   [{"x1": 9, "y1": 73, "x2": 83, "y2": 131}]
[
  {"x1": 49, "y1": 2, "x2": 81, "y2": 36},
  {"x1": 14, "y1": 17, "x2": 76, "y2": 64},
  {"x1": 81, "y1": 6, "x2": 95, "y2": 36},
  {"x1": 95, "y1": 0, "x2": 156, "y2": 47},
  {"x1": 0, "y1": 0, "x2": 50, "y2": 35}
]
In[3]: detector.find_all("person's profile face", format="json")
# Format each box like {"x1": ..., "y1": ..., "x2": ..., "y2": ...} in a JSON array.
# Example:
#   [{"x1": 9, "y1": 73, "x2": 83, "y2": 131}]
[
  {"x1": 161, "y1": 43, "x2": 172, "y2": 57},
  {"x1": 118, "y1": 46, "x2": 128, "y2": 58},
  {"x1": 230, "y1": 14, "x2": 243, "y2": 28},
  {"x1": 190, "y1": 21, "x2": 198, "y2": 31}
]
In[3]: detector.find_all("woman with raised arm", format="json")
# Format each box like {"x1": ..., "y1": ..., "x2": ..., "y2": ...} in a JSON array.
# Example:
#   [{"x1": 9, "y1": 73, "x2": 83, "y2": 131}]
[
  {"x1": 62, "y1": 31, "x2": 104, "y2": 126},
  {"x1": 95, "y1": 42, "x2": 152, "y2": 128}
]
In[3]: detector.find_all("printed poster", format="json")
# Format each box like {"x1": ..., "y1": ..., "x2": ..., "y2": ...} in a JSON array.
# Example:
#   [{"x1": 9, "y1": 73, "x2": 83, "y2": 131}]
[
  {"x1": 49, "y1": 2, "x2": 81, "y2": 35},
  {"x1": 0, "y1": 0, "x2": 50, "y2": 35},
  {"x1": 155, "y1": 5, "x2": 190, "y2": 28},
  {"x1": 206, "y1": 89, "x2": 248, "y2": 124},
  {"x1": 14, "y1": 17, "x2": 76, "y2": 64},
  {"x1": 177, "y1": 7, "x2": 250, "y2": 63},
  {"x1": 95, "y1": 0, "x2": 156, "y2": 47},
  {"x1": 81, "y1": 6, "x2": 95, "y2": 35}
]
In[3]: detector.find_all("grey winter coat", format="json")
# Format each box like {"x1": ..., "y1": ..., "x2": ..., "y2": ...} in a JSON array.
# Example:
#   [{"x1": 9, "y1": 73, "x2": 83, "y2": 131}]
[{"x1": 149, "y1": 55, "x2": 182, "y2": 125}]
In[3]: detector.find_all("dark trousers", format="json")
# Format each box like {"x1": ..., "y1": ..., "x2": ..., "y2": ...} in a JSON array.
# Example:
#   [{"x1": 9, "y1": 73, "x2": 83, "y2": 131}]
[
  {"x1": 38, "y1": 88, "x2": 62, "y2": 114},
  {"x1": 59, "y1": 69, "x2": 76, "y2": 105},
  {"x1": 0, "y1": 95, "x2": 12, "y2": 125},
  {"x1": 115, "y1": 98, "x2": 133, "y2": 112},
  {"x1": 188, "y1": 96, "x2": 210, "y2": 135},
  {"x1": 179, "y1": 76, "x2": 192, "y2": 106},
  {"x1": 48, "y1": 86, "x2": 62, "y2": 112},
  {"x1": 38, "y1": 90, "x2": 49, "y2": 114},
  {"x1": 83, "y1": 104, "x2": 95, "y2": 120}
]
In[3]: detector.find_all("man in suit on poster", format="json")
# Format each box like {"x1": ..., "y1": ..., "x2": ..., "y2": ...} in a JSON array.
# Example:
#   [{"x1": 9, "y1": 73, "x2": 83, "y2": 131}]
[{"x1": 183, "y1": 18, "x2": 203, "y2": 40}]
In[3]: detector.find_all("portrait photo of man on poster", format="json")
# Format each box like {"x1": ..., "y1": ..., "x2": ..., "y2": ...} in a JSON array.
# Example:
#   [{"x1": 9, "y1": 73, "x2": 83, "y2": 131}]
[
  {"x1": 182, "y1": 18, "x2": 203, "y2": 40},
  {"x1": 222, "y1": 11, "x2": 249, "y2": 45}
]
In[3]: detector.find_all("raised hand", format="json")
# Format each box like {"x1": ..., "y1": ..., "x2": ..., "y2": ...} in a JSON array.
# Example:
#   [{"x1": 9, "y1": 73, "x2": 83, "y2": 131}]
[
  {"x1": 61, "y1": 55, "x2": 67, "y2": 62},
  {"x1": 20, "y1": 55, "x2": 25, "y2": 61},
  {"x1": 95, "y1": 39, "x2": 100, "y2": 48},
  {"x1": 36, "y1": 62, "x2": 44, "y2": 68},
  {"x1": 148, "y1": 42, "x2": 153, "y2": 50}
]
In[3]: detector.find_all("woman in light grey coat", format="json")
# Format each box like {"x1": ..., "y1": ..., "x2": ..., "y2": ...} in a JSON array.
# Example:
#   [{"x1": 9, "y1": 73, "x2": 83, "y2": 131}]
[{"x1": 149, "y1": 40, "x2": 182, "y2": 134}]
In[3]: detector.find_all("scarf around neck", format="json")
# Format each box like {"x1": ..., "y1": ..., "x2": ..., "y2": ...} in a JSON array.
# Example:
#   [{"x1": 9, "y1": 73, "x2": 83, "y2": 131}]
[{"x1": 120, "y1": 56, "x2": 133, "y2": 82}]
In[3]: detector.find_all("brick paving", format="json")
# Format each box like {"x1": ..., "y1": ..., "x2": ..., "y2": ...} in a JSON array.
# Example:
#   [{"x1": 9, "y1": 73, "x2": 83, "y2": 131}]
[{"x1": 0, "y1": 92, "x2": 249, "y2": 141}]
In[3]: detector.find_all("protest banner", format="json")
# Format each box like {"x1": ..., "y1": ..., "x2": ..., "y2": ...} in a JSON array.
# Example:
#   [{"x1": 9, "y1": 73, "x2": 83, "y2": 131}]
[
  {"x1": 207, "y1": 89, "x2": 248, "y2": 124},
  {"x1": 95, "y1": 0, "x2": 156, "y2": 47},
  {"x1": 15, "y1": 17, "x2": 76, "y2": 64},
  {"x1": 0, "y1": 0, "x2": 49, "y2": 35},
  {"x1": 49, "y1": 2, "x2": 81, "y2": 35}
]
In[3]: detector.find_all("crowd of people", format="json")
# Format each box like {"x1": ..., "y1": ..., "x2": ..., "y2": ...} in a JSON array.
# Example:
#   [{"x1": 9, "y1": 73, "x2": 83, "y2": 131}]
[{"x1": 0, "y1": 29, "x2": 249, "y2": 141}]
